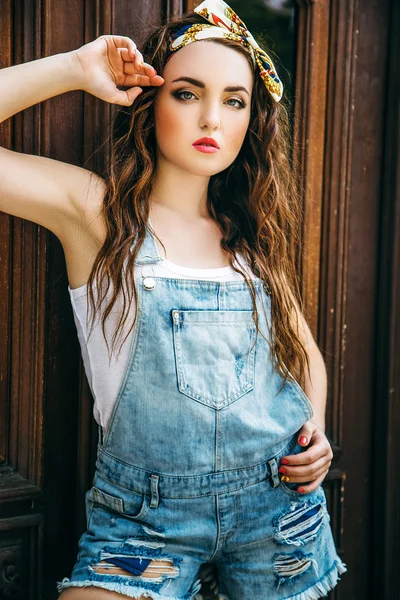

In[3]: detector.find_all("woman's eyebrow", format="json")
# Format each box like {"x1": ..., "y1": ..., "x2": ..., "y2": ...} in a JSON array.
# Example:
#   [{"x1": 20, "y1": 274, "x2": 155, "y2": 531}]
[{"x1": 171, "y1": 76, "x2": 250, "y2": 96}]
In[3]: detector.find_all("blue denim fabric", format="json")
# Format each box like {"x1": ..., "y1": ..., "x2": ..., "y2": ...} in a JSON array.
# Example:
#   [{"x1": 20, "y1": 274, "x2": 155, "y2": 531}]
[{"x1": 58, "y1": 226, "x2": 347, "y2": 599}]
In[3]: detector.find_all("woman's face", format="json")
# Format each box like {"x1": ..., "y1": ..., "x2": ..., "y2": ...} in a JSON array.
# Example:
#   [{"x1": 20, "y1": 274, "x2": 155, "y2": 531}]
[{"x1": 154, "y1": 40, "x2": 254, "y2": 176}]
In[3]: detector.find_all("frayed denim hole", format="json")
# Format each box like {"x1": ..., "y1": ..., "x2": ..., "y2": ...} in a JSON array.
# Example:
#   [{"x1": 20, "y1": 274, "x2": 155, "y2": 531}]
[{"x1": 273, "y1": 500, "x2": 327, "y2": 546}]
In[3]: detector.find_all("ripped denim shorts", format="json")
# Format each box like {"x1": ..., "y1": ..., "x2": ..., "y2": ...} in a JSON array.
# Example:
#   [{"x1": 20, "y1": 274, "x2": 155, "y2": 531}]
[{"x1": 57, "y1": 433, "x2": 347, "y2": 599}]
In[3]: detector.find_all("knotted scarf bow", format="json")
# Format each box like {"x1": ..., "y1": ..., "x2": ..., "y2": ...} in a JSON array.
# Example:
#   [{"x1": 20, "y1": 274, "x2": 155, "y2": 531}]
[{"x1": 165, "y1": 0, "x2": 283, "y2": 102}]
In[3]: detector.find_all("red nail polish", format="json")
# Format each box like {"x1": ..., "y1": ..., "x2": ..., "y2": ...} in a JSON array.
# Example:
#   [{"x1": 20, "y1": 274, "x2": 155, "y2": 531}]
[
  {"x1": 298, "y1": 487, "x2": 305, "y2": 493},
  {"x1": 281, "y1": 458, "x2": 289, "y2": 465},
  {"x1": 278, "y1": 467, "x2": 287, "y2": 474},
  {"x1": 299, "y1": 436, "x2": 308, "y2": 445}
]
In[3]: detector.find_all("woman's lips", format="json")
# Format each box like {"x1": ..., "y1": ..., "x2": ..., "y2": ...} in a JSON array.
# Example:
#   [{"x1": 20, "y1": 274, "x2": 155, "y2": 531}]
[{"x1": 192, "y1": 143, "x2": 220, "y2": 154}]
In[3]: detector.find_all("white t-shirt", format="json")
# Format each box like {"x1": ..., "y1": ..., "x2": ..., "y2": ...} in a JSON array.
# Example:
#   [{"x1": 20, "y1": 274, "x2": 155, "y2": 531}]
[{"x1": 69, "y1": 252, "x2": 255, "y2": 434}]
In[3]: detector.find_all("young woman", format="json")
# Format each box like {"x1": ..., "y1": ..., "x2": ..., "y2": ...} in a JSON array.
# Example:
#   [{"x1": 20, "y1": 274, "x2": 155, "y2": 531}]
[{"x1": 0, "y1": 0, "x2": 347, "y2": 598}]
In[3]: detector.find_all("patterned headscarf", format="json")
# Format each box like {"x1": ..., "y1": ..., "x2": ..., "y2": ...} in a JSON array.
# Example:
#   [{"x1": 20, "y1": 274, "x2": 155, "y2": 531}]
[{"x1": 165, "y1": 0, "x2": 283, "y2": 102}]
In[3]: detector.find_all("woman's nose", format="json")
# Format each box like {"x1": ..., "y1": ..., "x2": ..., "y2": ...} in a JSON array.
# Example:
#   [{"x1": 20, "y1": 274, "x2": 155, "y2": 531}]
[{"x1": 199, "y1": 104, "x2": 221, "y2": 130}]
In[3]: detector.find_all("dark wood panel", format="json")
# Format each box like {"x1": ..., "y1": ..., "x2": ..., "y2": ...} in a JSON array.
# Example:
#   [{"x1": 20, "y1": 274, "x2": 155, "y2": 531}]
[
  {"x1": 166, "y1": 0, "x2": 185, "y2": 20},
  {"x1": 0, "y1": 207, "x2": 11, "y2": 466},
  {"x1": 0, "y1": 0, "x2": 46, "y2": 496},
  {"x1": 342, "y1": 0, "x2": 391, "y2": 597},
  {"x1": 0, "y1": 514, "x2": 43, "y2": 600},
  {"x1": 316, "y1": 2, "x2": 360, "y2": 596},
  {"x1": 293, "y1": 0, "x2": 330, "y2": 334},
  {"x1": 372, "y1": 0, "x2": 400, "y2": 596},
  {"x1": 317, "y1": 0, "x2": 358, "y2": 449},
  {"x1": 113, "y1": 0, "x2": 165, "y2": 46},
  {"x1": 12, "y1": 0, "x2": 47, "y2": 493},
  {"x1": 0, "y1": 0, "x2": 12, "y2": 467}
]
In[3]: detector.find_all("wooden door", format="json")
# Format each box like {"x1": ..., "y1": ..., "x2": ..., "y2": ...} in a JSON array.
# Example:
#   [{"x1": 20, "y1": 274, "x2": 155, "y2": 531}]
[{"x1": 0, "y1": 0, "x2": 399, "y2": 598}]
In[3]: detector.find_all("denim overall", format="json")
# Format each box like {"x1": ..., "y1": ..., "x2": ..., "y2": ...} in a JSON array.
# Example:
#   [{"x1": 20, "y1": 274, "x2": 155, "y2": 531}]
[{"x1": 58, "y1": 225, "x2": 347, "y2": 599}]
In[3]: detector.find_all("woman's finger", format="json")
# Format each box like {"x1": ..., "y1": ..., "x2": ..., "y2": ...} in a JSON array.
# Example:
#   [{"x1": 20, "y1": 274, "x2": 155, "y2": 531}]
[
  {"x1": 297, "y1": 470, "x2": 329, "y2": 493},
  {"x1": 118, "y1": 47, "x2": 144, "y2": 68},
  {"x1": 279, "y1": 456, "x2": 331, "y2": 480},
  {"x1": 108, "y1": 34, "x2": 137, "y2": 56},
  {"x1": 288, "y1": 465, "x2": 330, "y2": 483},
  {"x1": 134, "y1": 50, "x2": 144, "y2": 68},
  {"x1": 123, "y1": 61, "x2": 158, "y2": 76},
  {"x1": 281, "y1": 464, "x2": 330, "y2": 484},
  {"x1": 122, "y1": 74, "x2": 164, "y2": 88},
  {"x1": 119, "y1": 47, "x2": 138, "y2": 62},
  {"x1": 280, "y1": 444, "x2": 331, "y2": 466}
]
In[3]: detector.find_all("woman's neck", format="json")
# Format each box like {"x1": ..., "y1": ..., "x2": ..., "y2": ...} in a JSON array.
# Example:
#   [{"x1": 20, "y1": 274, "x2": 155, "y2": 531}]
[{"x1": 150, "y1": 157, "x2": 210, "y2": 219}]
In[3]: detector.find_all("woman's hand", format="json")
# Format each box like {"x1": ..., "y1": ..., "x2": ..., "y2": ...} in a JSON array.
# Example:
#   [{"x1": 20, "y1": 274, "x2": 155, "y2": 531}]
[
  {"x1": 278, "y1": 422, "x2": 333, "y2": 493},
  {"x1": 72, "y1": 34, "x2": 164, "y2": 106}
]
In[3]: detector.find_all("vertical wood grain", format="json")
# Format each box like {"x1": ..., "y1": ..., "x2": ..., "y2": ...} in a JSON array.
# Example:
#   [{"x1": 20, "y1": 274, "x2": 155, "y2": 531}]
[
  {"x1": 0, "y1": 0, "x2": 12, "y2": 466},
  {"x1": 372, "y1": 0, "x2": 400, "y2": 595},
  {"x1": 0, "y1": 0, "x2": 46, "y2": 491},
  {"x1": 293, "y1": 0, "x2": 329, "y2": 333}
]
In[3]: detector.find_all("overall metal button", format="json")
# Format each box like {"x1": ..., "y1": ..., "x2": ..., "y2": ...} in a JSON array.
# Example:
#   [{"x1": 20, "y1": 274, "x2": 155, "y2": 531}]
[
  {"x1": 143, "y1": 277, "x2": 155, "y2": 290},
  {"x1": 173, "y1": 311, "x2": 179, "y2": 320}
]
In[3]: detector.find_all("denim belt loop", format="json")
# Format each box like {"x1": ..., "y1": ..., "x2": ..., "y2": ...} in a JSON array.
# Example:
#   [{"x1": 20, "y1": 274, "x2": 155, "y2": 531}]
[
  {"x1": 149, "y1": 474, "x2": 160, "y2": 508},
  {"x1": 267, "y1": 457, "x2": 281, "y2": 488}
]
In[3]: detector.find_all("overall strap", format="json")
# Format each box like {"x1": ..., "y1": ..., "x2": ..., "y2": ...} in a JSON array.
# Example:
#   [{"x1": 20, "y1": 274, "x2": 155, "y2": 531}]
[{"x1": 133, "y1": 223, "x2": 164, "y2": 266}]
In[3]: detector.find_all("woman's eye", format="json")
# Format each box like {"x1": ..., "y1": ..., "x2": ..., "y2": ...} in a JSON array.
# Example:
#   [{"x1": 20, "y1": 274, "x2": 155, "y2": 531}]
[
  {"x1": 226, "y1": 98, "x2": 245, "y2": 109},
  {"x1": 173, "y1": 91, "x2": 196, "y2": 101}
]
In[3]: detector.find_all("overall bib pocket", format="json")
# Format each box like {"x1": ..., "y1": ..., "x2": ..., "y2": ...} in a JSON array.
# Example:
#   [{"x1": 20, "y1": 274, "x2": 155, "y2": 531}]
[{"x1": 172, "y1": 309, "x2": 256, "y2": 410}]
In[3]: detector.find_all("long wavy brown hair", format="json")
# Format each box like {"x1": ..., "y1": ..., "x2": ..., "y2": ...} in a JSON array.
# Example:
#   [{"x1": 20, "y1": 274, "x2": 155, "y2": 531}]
[{"x1": 85, "y1": 12, "x2": 312, "y2": 392}]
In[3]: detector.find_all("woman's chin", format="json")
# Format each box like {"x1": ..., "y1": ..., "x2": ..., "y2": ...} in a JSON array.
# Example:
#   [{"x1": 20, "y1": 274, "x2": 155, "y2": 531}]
[{"x1": 175, "y1": 156, "x2": 236, "y2": 177}]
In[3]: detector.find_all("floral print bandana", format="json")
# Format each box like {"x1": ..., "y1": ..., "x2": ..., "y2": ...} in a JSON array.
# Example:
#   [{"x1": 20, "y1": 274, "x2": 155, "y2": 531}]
[{"x1": 165, "y1": 0, "x2": 284, "y2": 102}]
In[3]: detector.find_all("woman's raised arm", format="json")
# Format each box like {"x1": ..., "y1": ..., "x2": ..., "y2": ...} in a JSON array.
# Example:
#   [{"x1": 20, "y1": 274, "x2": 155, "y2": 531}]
[{"x1": 0, "y1": 36, "x2": 164, "y2": 239}]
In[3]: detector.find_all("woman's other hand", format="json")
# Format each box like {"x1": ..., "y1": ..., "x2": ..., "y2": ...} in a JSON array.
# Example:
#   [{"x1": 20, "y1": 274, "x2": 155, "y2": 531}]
[
  {"x1": 72, "y1": 34, "x2": 164, "y2": 106},
  {"x1": 278, "y1": 422, "x2": 333, "y2": 493}
]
